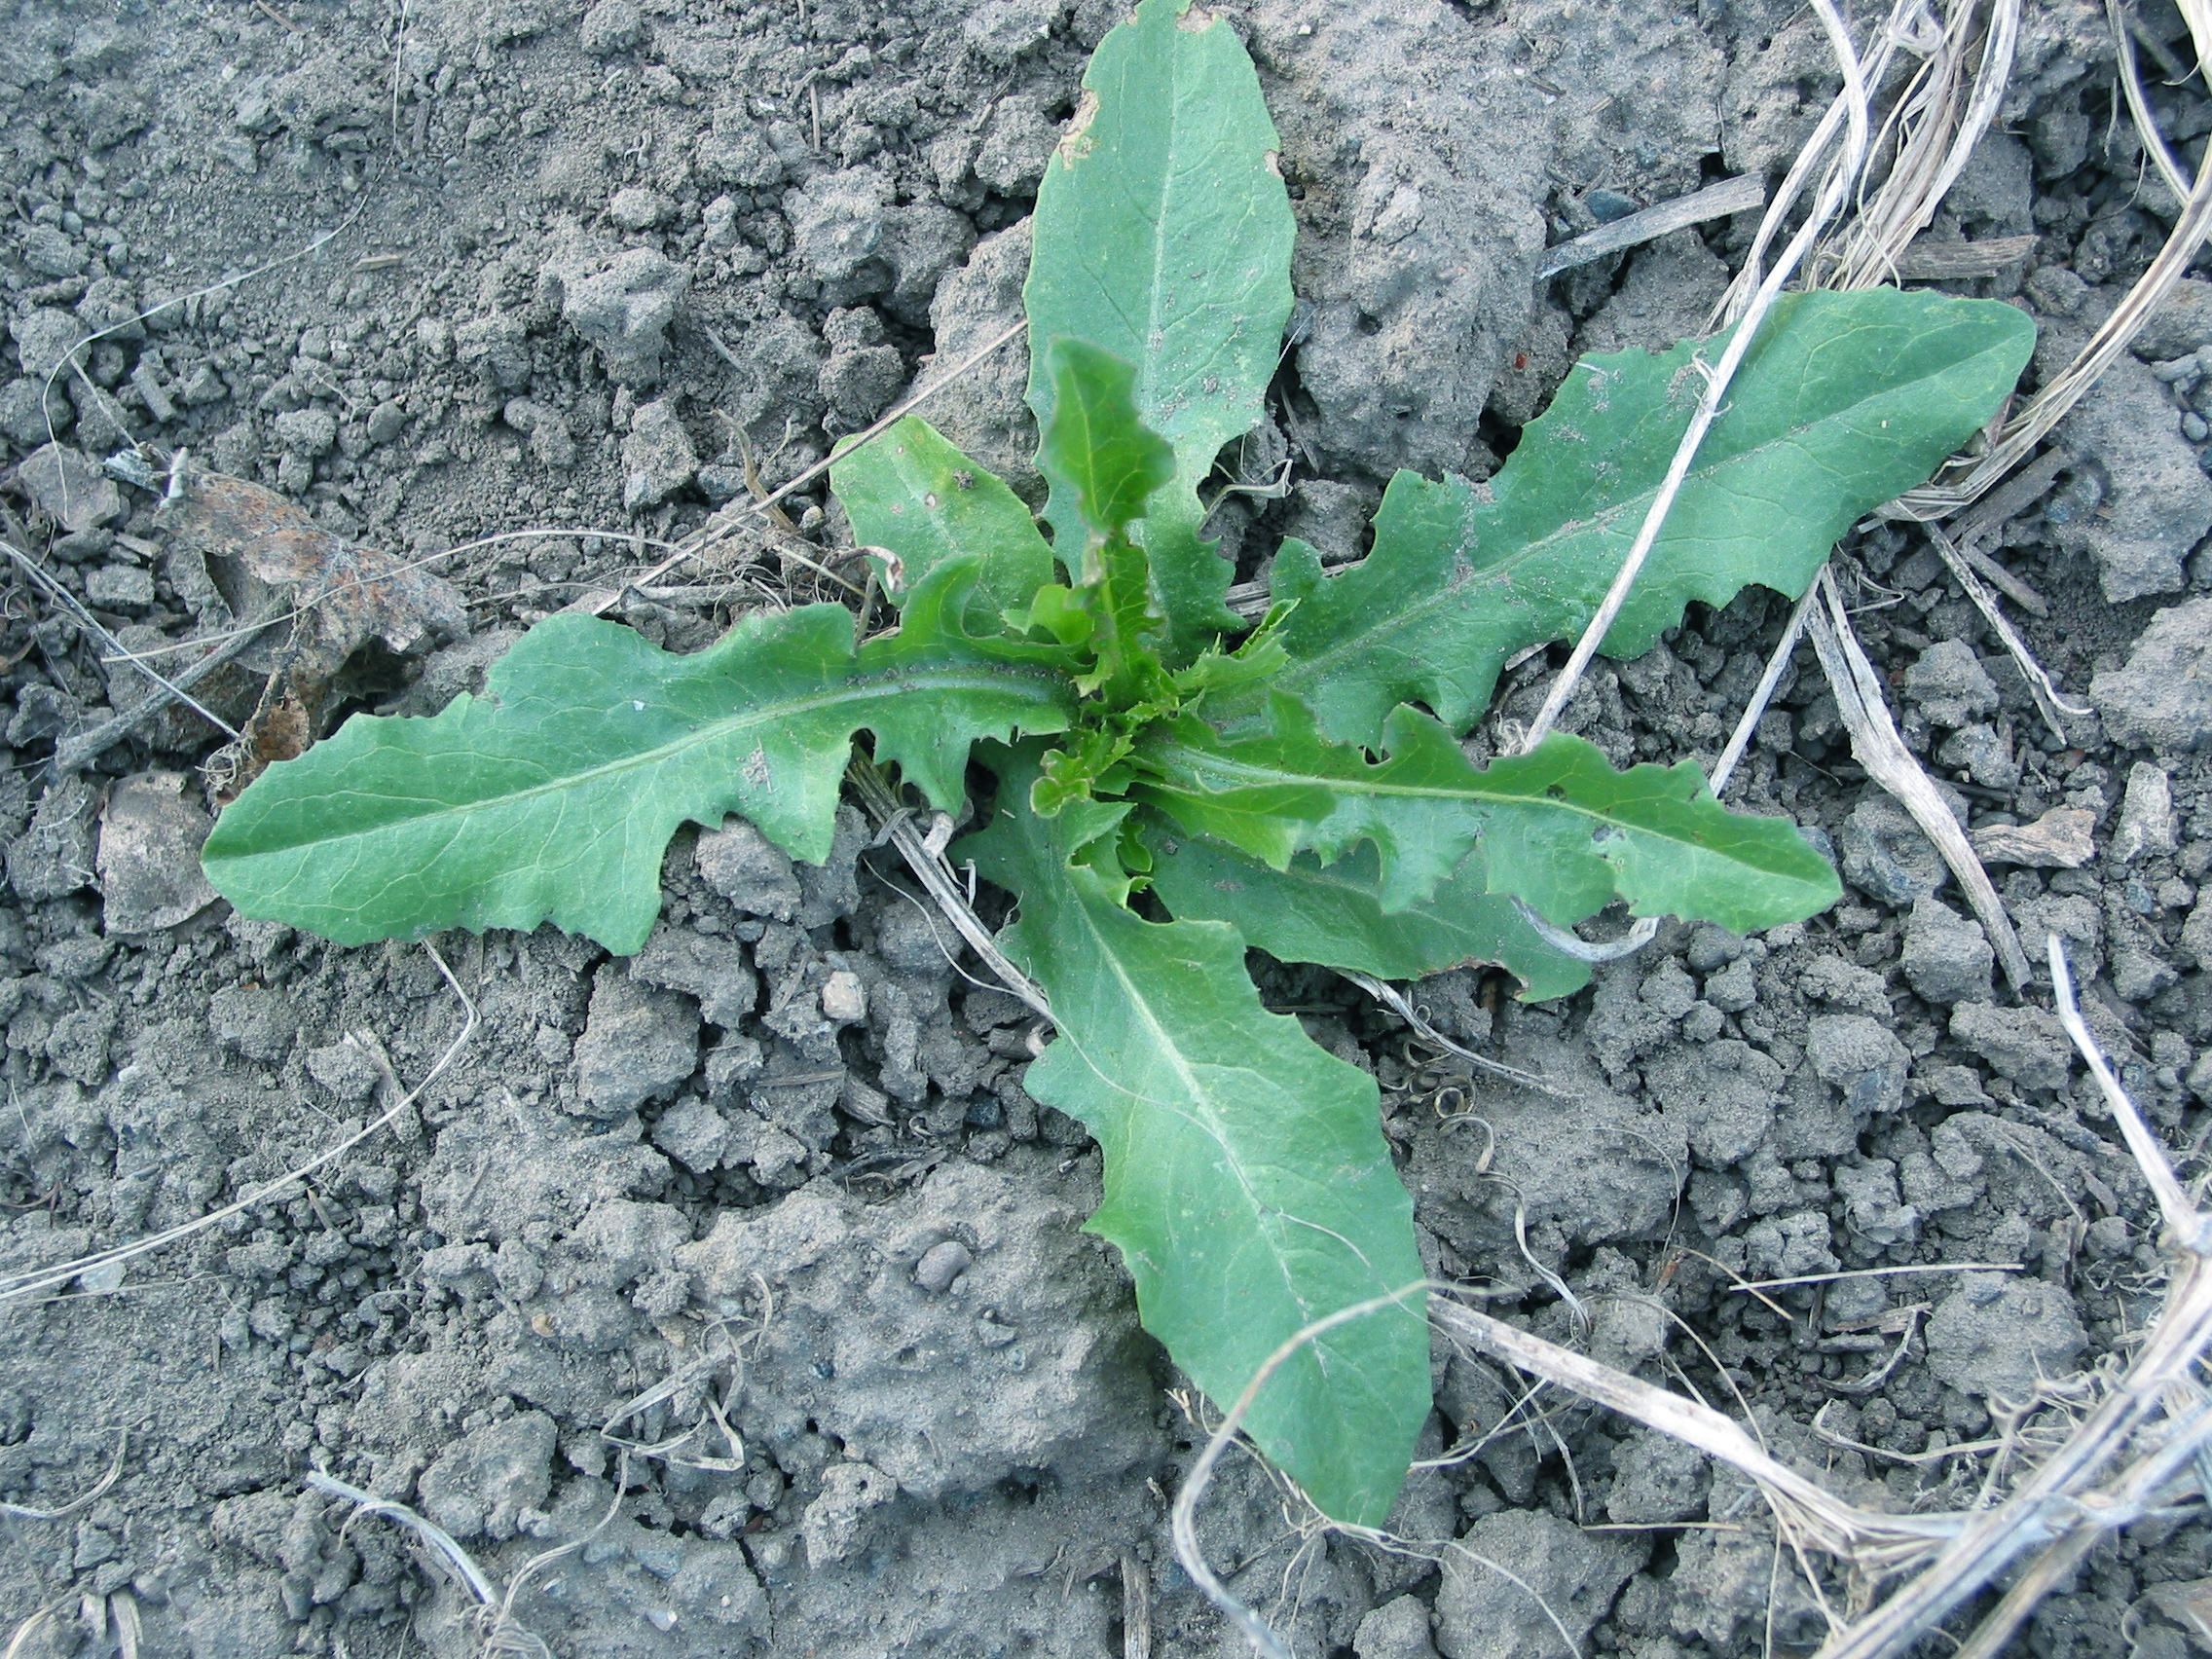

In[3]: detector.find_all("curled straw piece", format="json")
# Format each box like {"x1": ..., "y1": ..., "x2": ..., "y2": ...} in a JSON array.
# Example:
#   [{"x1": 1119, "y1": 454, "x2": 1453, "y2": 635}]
[{"x1": 0, "y1": 942, "x2": 476, "y2": 1307}]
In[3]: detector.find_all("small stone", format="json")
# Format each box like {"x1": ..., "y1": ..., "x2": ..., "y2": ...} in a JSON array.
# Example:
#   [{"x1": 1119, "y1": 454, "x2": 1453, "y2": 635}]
[
  {"x1": 305, "y1": 1040, "x2": 382, "y2": 1100},
  {"x1": 1639, "y1": 960, "x2": 1697, "y2": 1020},
  {"x1": 83, "y1": 564, "x2": 153, "y2": 608},
  {"x1": 631, "y1": 922, "x2": 756, "y2": 1027},
  {"x1": 418, "y1": 1412, "x2": 557, "y2": 1542},
  {"x1": 9, "y1": 309, "x2": 84, "y2": 381},
  {"x1": 1354, "y1": 1595, "x2": 1440, "y2": 1659},
  {"x1": 800, "y1": 1461, "x2": 893, "y2": 1568},
  {"x1": 273, "y1": 407, "x2": 339, "y2": 456},
  {"x1": 2093, "y1": 598, "x2": 2212, "y2": 752},
  {"x1": 650, "y1": 1094, "x2": 731, "y2": 1173},
  {"x1": 788, "y1": 167, "x2": 891, "y2": 284},
  {"x1": 1606, "y1": 1427, "x2": 1712, "y2": 1524},
  {"x1": 2112, "y1": 762, "x2": 2178, "y2": 863},
  {"x1": 1841, "y1": 794, "x2": 1949, "y2": 905},
  {"x1": 96, "y1": 771, "x2": 216, "y2": 934},
  {"x1": 577, "y1": 0, "x2": 643, "y2": 55},
  {"x1": 820, "y1": 970, "x2": 866, "y2": 1024},
  {"x1": 556, "y1": 246, "x2": 688, "y2": 385},
  {"x1": 573, "y1": 967, "x2": 701, "y2": 1114},
  {"x1": 608, "y1": 186, "x2": 673, "y2": 231},
  {"x1": 17, "y1": 443, "x2": 121, "y2": 532},
  {"x1": 913, "y1": 1239, "x2": 973, "y2": 1293},
  {"x1": 178, "y1": 362, "x2": 228, "y2": 406},
  {"x1": 365, "y1": 399, "x2": 405, "y2": 445},
  {"x1": 620, "y1": 397, "x2": 697, "y2": 509},
  {"x1": 1435, "y1": 1509, "x2": 1642, "y2": 1659},
  {"x1": 1902, "y1": 640, "x2": 1998, "y2": 727},
  {"x1": 1901, "y1": 898, "x2": 1994, "y2": 1005},
  {"x1": 1948, "y1": 1001, "x2": 2071, "y2": 1089},
  {"x1": 1970, "y1": 806, "x2": 2095, "y2": 868},
  {"x1": 1935, "y1": 722, "x2": 2019, "y2": 790},
  {"x1": 21, "y1": 224, "x2": 86, "y2": 278},
  {"x1": 1926, "y1": 1274, "x2": 2085, "y2": 1400},
  {"x1": 1807, "y1": 1014, "x2": 1909, "y2": 1115},
  {"x1": 1703, "y1": 956, "x2": 1757, "y2": 1014}
]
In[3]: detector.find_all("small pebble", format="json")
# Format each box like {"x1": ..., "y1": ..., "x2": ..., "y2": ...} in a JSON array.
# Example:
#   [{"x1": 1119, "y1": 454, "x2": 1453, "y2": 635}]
[
  {"x1": 913, "y1": 1240, "x2": 973, "y2": 1293},
  {"x1": 2184, "y1": 411, "x2": 2209, "y2": 443},
  {"x1": 820, "y1": 970, "x2": 866, "y2": 1024}
]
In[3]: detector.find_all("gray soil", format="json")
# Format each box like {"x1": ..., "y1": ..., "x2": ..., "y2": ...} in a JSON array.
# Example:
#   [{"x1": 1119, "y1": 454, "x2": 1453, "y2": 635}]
[{"x1": 1, "y1": 0, "x2": 2210, "y2": 1655}]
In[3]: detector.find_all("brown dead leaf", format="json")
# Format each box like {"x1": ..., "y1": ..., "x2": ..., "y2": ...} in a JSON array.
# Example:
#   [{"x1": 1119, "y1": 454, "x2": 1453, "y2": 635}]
[{"x1": 165, "y1": 470, "x2": 465, "y2": 794}]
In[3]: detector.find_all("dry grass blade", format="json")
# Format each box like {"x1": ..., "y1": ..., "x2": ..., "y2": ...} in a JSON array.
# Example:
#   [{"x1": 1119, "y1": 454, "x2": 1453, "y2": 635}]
[
  {"x1": 1427, "y1": 1295, "x2": 1956, "y2": 1561},
  {"x1": 1803, "y1": 569, "x2": 2031, "y2": 989},
  {"x1": 1339, "y1": 972, "x2": 1569, "y2": 1098},
  {"x1": 0, "y1": 1428, "x2": 126, "y2": 1520},
  {"x1": 1892, "y1": 0, "x2": 2212, "y2": 518},
  {"x1": 2050, "y1": 936, "x2": 2202, "y2": 1242},
  {"x1": 1923, "y1": 527, "x2": 2087, "y2": 747},
  {"x1": 0, "y1": 941, "x2": 475, "y2": 1306},
  {"x1": 53, "y1": 607, "x2": 279, "y2": 773},
  {"x1": 1168, "y1": 1283, "x2": 1433, "y2": 1659},
  {"x1": 1711, "y1": 584, "x2": 1818, "y2": 793},
  {"x1": 847, "y1": 755, "x2": 1051, "y2": 1020},
  {"x1": 307, "y1": 1471, "x2": 500, "y2": 1606},
  {"x1": 2, "y1": 542, "x2": 243, "y2": 742},
  {"x1": 1534, "y1": 174, "x2": 1767, "y2": 280},
  {"x1": 1520, "y1": 0, "x2": 1872, "y2": 750},
  {"x1": 1818, "y1": 0, "x2": 2020, "y2": 289}
]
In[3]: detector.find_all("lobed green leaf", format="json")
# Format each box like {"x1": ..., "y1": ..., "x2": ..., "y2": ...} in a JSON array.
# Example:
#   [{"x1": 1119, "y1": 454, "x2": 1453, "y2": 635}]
[
  {"x1": 966, "y1": 744, "x2": 1429, "y2": 1527},
  {"x1": 203, "y1": 563, "x2": 1075, "y2": 954},
  {"x1": 1137, "y1": 696, "x2": 1841, "y2": 926},
  {"x1": 1024, "y1": 0, "x2": 1294, "y2": 663},
  {"x1": 1242, "y1": 289, "x2": 2037, "y2": 748},
  {"x1": 1146, "y1": 832, "x2": 1595, "y2": 1002},
  {"x1": 829, "y1": 416, "x2": 1054, "y2": 628}
]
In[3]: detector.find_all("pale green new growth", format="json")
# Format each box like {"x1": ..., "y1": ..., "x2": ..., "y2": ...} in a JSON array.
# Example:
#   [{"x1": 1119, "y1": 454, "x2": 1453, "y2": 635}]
[{"x1": 201, "y1": 0, "x2": 2032, "y2": 1530}]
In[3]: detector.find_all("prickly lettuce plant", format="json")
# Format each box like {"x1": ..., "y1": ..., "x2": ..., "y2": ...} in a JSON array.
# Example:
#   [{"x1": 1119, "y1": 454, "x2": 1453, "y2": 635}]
[{"x1": 203, "y1": 0, "x2": 2035, "y2": 1525}]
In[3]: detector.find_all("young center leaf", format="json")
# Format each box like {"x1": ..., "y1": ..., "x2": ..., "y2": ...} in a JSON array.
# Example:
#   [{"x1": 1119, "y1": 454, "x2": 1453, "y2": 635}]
[
  {"x1": 1025, "y1": 0, "x2": 1295, "y2": 662},
  {"x1": 203, "y1": 563, "x2": 1075, "y2": 953},
  {"x1": 1244, "y1": 288, "x2": 2038, "y2": 748},
  {"x1": 829, "y1": 416, "x2": 1053, "y2": 629},
  {"x1": 966, "y1": 744, "x2": 1430, "y2": 1528},
  {"x1": 1030, "y1": 337, "x2": 1176, "y2": 759}
]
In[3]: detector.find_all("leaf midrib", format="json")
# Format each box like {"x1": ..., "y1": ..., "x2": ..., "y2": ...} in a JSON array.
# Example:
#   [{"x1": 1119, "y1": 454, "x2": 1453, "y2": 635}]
[
  {"x1": 1273, "y1": 335, "x2": 2023, "y2": 696},
  {"x1": 231, "y1": 662, "x2": 1068, "y2": 858},
  {"x1": 1053, "y1": 880, "x2": 1332, "y2": 1344}
]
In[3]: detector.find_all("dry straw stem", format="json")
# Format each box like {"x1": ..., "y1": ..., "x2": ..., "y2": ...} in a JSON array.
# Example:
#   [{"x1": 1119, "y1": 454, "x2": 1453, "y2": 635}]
[
  {"x1": 1709, "y1": 584, "x2": 1818, "y2": 794},
  {"x1": 1893, "y1": 0, "x2": 2212, "y2": 518},
  {"x1": 846, "y1": 754, "x2": 1051, "y2": 1020},
  {"x1": 0, "y1": 941, "x2": 475, "y2": 1307},
  {"x1": 1168, "y1": 1282, "x2": 1433, "y2": 1659},
  {"x1": 1923, "y1": 524, "x2": 2088, "y2": 747},
  {"x1": 310, "y1": 1457, "x2": 628, "y2": 1659},
  {"x1": 1815, "y1": 0, "x2": 2020, "y2": 290},
  {"x1": 1519, "y1": 0, "x2": 1872, "y2": 752},
  {"x1": 1803, "y1": 567, "x2": 2033, "y2": 988},
  {"x1": 1, "y1": 541, "x2": 242, "y2": 744}
]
